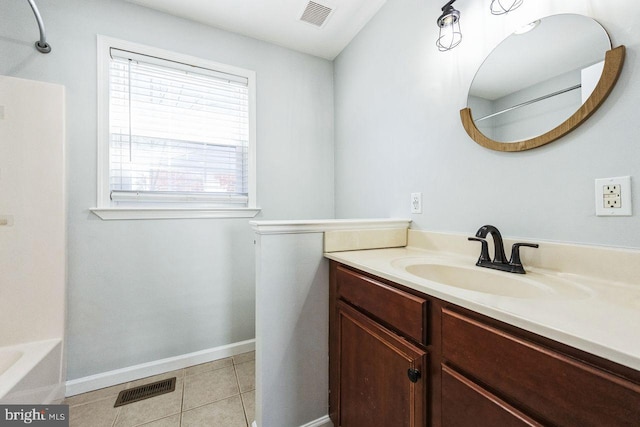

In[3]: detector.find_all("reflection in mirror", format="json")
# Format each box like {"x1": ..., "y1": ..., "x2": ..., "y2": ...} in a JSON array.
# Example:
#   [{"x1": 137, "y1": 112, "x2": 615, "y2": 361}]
[{"x1": 467, "y1": 14, "x2": 611, "y2": 144}]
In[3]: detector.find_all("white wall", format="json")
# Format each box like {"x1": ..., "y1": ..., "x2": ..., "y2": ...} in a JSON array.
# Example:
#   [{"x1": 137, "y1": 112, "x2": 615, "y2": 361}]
[
  {"x1": 254, "y1": 231, "x2": 329, "y2": 427},
  {"x1": 334, "y1": 0, "x2": 640, "y2": 248},
  {"x1": 0, "y1": 76, "x2": 66, "y2": 346},
  {"x1": 0, "y1": 0, "x2": 334, "y2": 380}
]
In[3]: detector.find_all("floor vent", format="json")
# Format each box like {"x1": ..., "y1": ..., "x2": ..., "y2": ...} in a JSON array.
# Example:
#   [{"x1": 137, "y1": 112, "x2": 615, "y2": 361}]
[
  {"x1": 114, "y1": 377, "x2": 176, "y2": 407},
  {"x1": 300, "y1": 1, "x2": 334, "y2": 28}
]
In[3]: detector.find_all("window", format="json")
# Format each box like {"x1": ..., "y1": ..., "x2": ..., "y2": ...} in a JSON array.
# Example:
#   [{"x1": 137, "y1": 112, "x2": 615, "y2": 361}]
[{"x1": 93, "y1": 36, "x2": 258, "y2": 220}]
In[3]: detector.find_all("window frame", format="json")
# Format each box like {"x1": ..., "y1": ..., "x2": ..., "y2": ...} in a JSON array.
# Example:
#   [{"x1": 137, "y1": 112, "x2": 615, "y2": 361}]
[{"x1": 92, "y1": 35, "x2": 259, "y2": 220}]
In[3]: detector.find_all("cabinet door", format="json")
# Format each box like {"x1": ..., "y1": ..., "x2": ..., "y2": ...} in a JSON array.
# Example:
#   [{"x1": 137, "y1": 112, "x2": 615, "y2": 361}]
[
  {"x1": 442, "y1": 308, "x2": 640, "y2": 426},
  {"x1": 441, "y1": 365, "x2": 542, "y2": 427},
  {"x1": 337, "y1": 301, "x2": 427, "y2": 427}
]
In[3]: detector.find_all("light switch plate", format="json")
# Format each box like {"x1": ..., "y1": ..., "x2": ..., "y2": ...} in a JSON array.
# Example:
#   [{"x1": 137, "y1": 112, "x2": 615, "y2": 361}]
[
  {"x1": 411, "y1": 192, "x2": 422, "y2": 214},
  {"x1": 595, "y1": 176, "x2": 632, "y2": 216}
]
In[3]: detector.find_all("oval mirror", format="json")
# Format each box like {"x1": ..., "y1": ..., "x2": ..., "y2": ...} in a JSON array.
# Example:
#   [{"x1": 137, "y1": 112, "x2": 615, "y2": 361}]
[{"x1": 460, "y1": 14, "x2": 625, "y2": 152}]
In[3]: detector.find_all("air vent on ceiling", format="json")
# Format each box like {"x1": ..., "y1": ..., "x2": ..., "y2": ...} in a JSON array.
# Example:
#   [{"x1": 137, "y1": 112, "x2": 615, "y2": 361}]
[{"x1": 299, "y1": 1, "x2": 335, "y2": 28}]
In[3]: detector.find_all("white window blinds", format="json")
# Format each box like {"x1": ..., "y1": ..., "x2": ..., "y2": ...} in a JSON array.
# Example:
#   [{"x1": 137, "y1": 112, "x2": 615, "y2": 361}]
[{"x1": 108, "y1": 48, "x2": 250, "y2": 206}]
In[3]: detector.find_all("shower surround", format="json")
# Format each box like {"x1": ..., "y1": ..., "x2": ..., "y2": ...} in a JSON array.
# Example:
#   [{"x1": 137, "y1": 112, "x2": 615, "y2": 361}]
[{"x1": 0, "y1": 76, "x2": 66, "y2": 403}]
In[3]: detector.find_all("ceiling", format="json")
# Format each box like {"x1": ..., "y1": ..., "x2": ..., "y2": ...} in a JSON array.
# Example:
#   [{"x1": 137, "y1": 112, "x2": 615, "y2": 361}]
[
  {"x1": 470, "y1": 14, "x2": 611, "y2": 100},
  {"x1": 126, "y1": 0, "x2": 387, "y2": 60}
]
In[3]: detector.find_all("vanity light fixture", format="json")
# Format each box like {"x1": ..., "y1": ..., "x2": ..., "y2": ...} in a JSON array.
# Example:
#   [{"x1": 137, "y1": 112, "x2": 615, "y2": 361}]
[
  {"x1": 436, "y1": 0, "x2": 525, "y2": 52},
  {"x1": 490, "y1": 0, "x2": 524, "y2": 15},
  {"x1": 436, "y1": 0, "x2": 462, "y2": 52}
]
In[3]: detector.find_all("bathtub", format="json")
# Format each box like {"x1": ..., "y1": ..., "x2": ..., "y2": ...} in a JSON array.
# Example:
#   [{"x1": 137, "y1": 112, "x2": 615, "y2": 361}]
[{"x1": 0, "y1": 339, "x2": 64, "y2": 404}]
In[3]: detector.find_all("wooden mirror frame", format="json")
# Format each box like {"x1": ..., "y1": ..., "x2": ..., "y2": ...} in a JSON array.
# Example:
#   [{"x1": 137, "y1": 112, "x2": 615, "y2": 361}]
[{"x1": 460, "y1": 45, "x2": 625, "y2": 152}]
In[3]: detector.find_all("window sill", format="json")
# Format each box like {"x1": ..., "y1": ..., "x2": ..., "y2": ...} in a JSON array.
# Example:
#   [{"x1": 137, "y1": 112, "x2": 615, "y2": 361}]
[{"x1": 90, "y1": 207, "x2": 261, "y2": 220}]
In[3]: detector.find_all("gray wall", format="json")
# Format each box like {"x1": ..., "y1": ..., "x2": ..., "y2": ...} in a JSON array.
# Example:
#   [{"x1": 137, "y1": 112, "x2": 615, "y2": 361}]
[
  {"x1": 334, "y1": 0, "x2": 640, "y2": 248},
  {"x1": 0, "y1": 0, "x2": 334, "y2": 380}
]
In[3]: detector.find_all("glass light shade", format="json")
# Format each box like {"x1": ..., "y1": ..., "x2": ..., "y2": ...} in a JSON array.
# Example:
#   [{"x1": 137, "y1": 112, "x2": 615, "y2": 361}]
[
  {"x1": 490, "y1": 0, "x2": 524, "y2": 15},
  {"x1": 436, "y1": 6, "x2": 462, "y2": 51},
  {"x1": 436, "y1": 20, "x2": 462, "y2": 51}
]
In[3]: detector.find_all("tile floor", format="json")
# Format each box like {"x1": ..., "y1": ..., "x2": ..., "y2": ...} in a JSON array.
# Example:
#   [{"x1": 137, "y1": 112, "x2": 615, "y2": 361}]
[{"x1": 64, "y1": 351, "x2": 255, "y2": 427}]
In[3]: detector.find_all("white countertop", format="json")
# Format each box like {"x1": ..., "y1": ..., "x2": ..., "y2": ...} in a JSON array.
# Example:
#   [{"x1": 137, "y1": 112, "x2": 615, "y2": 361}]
[{"x1": 325, "y1": 246, "x2": 640, "y2": 371}]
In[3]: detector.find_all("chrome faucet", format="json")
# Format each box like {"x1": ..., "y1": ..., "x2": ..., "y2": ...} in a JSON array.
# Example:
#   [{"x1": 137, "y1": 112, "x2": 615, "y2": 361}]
[{"x1": 468, "y1": 225, "x2": 538, "y2": 274}]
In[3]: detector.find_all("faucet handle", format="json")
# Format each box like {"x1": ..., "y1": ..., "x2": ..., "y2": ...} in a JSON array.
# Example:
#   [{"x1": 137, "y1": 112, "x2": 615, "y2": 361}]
[
  {"x1": 468, "y1": 237, "x2": 491, "y2": 264},
  {"x1": 509, "y1": 243, "x2": 539, "y2": 273}
]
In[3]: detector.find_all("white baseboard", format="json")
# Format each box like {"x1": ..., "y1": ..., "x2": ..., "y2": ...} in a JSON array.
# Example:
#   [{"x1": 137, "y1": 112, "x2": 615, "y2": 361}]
[
  {"x1": 251, "y1": 415, "x2": 332, "y2": 427},
  {"x1": 300, "y1": 415, "x2": 333, "y2": 427},
  {"x1": 65, "y1": 339, "x2": 255, "y2": 397}
]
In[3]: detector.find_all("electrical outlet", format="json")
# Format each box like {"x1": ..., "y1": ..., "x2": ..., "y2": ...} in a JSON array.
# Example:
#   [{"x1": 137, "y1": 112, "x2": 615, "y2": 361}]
[
  {"x1": 604, "y1": 194, "x2": 621, "y2": 208},
  {"x1": 595, "y1": 176, "x2": 632, "y2": 216},
  {"x1": 604, "y1": 184, "x2": 620, "y2": 195},
  {"x1": 603, "y1": 184, "x2": 621, "y2": 208},
  {"x1": 411, "y1": 192, "x2": 422, "y2": 214}
]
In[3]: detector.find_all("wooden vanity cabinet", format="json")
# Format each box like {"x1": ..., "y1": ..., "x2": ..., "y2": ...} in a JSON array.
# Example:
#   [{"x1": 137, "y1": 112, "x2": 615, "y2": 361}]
[
  {"x1": 442, "y1": 308, "x2": 640, "y2": 426},
  {"x1": 330, "y1": 263, "x2": 428, "y2": 427},
  {"x1": 329, "y1": 261, "x2": 640, "y2": 427},
  {"x1": 440, "y1": 364, "x2": 542, "y2": 427},
  {"x1": 336, "y1": 301, "x2": 427, "y2": 427}
]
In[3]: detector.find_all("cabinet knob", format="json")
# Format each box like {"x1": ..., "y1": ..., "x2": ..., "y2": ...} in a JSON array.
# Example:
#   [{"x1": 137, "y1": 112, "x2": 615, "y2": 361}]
[{"x1": 407, "y1": 368, "x2": 421, "y2": 383}]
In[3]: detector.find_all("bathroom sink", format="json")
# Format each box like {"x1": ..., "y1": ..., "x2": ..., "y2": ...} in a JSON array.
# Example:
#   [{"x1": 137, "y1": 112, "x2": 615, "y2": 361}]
[
  {"x1": 404, "y1": 263, "x2": 548, "y2": 298},
  {"x1": 392, "y1": 258, "x2": 590, "y2": 299}
]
